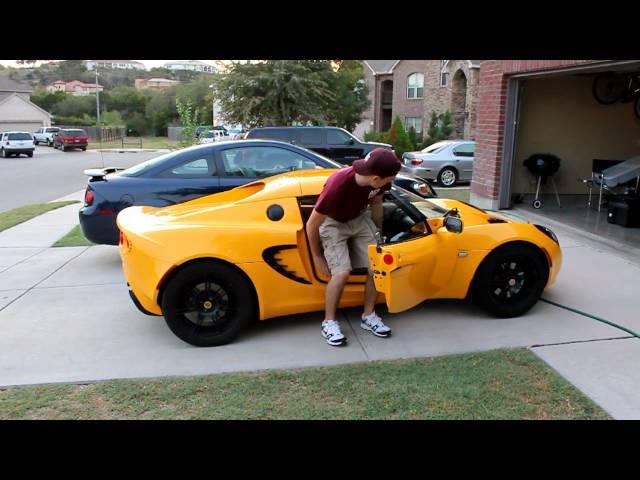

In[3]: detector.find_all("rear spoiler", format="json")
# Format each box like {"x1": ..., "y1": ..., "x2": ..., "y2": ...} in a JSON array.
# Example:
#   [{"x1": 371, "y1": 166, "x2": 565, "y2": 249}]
[{"x1": 83, "y1": 167, "x2": 125, "y2": 181}]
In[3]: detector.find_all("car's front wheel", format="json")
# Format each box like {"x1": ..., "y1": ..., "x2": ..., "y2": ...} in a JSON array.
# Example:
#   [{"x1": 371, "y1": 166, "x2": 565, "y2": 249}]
[
  {"x1": 161, "y1": 261, "x2": 256, "y2": 347},
  {"x1": 438, "y1": 167, "x2": 458, "y2": 187},
  {"x1": 471, "y1": 244, "x2": 549, "y2": 318}
]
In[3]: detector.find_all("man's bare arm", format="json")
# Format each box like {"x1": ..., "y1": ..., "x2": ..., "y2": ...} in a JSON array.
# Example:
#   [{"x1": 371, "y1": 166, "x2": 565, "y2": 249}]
[
  {"x1": 306, "y1": 209, "x2": 330, "y2": 276},
  {"x1": 370, "y1": 195, "x2": 383, "y2": 229}
]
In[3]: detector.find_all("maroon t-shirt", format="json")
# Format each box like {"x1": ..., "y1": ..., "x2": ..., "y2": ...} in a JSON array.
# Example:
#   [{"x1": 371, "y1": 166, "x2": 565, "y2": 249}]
[{"x1": 314, "y1": 167, "x2": 390, "y2": 222}]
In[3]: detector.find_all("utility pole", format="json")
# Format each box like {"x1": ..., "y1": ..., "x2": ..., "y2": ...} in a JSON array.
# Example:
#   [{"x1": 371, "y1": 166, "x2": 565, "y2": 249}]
[{"x1": 95, "y1": 64, "x2": 101, "y2": 142}]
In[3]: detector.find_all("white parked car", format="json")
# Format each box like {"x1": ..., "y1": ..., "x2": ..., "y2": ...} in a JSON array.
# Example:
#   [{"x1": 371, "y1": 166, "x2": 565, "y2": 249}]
[
  {"x1": 198, "y1": 129, "x2": 231, "y2": 144},
  {"x1": 33, "y1": 127, "x2": 61, "y2": 147},
  {"x1": 0, "y1": 131, "x2": 35, "y2": 158}
]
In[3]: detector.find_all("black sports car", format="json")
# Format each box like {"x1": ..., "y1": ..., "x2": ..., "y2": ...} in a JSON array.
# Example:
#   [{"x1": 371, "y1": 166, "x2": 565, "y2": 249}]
[{"x1": 79, "y1": 140, "x2": 436, "y2": 245}]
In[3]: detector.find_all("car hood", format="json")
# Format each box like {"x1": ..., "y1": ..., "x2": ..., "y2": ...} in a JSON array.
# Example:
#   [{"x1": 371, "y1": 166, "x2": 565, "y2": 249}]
[{"x1": 427, "y1": 199, "x2": 530, "y2": 227}]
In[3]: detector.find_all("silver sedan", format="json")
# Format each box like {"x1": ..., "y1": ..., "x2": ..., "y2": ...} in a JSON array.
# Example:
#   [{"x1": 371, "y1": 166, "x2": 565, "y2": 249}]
[{"x1": 401, "y1": 140, "x2": 475, "y2": 187}]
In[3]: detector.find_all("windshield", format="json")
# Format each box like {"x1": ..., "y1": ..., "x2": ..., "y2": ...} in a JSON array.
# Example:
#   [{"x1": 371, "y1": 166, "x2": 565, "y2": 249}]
[
  {"x1": 64, "y1": 130, "x2": 86, "y2": 137},
  {"x1": 390, "y1": 185, "x2": 447, "y2": 220},
  {"x1": 120, "y1": 150, "x2": 181, "y2": 177},
  {"x1": 421, "y1": 142, "x2": 449, "y2": 154},
  {"x1": 8, "y1": 133, "x2": 32, "y2": 140}
]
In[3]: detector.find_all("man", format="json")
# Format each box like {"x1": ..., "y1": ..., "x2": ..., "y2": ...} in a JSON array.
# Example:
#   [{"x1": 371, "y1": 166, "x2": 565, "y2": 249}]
[{"x1": 306, "y1": 148, "x2": 402, "y2": 346}]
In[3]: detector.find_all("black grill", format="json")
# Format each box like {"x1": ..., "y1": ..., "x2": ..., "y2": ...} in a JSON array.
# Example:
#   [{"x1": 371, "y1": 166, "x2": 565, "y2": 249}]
[{"x1": 523, "y1": 153, "x2": 561, "y2": 178}]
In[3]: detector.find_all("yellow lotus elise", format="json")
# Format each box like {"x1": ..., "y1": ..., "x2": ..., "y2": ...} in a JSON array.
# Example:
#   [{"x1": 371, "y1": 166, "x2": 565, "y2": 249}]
[{"x1": 117, "y1": 169, "x2": 562, "y2": 347}]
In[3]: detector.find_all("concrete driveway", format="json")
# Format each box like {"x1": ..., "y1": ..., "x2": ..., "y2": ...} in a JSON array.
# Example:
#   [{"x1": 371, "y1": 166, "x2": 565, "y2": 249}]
[{"x1": 0, "y1": 197, "x2": 639, "y2": 419}]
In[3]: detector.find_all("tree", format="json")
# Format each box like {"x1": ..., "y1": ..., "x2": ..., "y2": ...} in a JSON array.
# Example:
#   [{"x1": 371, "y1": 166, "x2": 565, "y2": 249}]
[
  {"x1": 211, "y1": 60, "x2": 336, "y2": 127},
  {"x1": 145, "y1": 89, "x2": 178, "y2": 136},
  {"x1": 176, "y1": 76, "x2": 217, "y2": 125},
  {"x1": 175, "y1": 98, "x2": 199, "y2": 147},
  {"x1": 30, "y1": 89, "x2": 68, "y2": 112},
  {"x1": 423, "y1": 111, "x2": 454, "y2": 148},
  {"x1": 324, "y1": 60, "x2": 370, "y2": 132},
  {"x1": 386, "y1": 116, "x2": 414, "y2": 159}
]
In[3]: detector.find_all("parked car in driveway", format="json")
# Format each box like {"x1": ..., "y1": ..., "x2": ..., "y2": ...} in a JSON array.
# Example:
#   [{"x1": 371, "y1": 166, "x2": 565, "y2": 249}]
[
  {"x1": 246, "y1": 126, "x2": 393, "y2": 165},
  {"x1": 79, "y1": 140, "x2": 435, "y2": 246},
  {"x1": 0, "y1": 131, "x2": 35, "y2": 158},
  {"x1": 53, "y1": 129, "x2": 89, "y2": 151},
  {"x1": 33, "y1": 127, "x2": 60, "y2": 146},
  {"x1": 401, "y1": 140, "x2": 476, "y2": 187}
]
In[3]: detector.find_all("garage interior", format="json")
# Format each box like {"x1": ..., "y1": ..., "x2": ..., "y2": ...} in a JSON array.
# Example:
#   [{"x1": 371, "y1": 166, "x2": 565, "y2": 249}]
[{"x1": 505, "y1": 62, "x2": 640, "y2": 249}]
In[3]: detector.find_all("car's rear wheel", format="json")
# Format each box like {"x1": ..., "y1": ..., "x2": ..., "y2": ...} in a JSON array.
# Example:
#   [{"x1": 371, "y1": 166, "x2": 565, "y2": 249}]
[
  {"x1": 27, "y1": 152, "x2": 33, "y2": 158},
  {"x1": 0, "y1": 149, "x2": 5, "y2": 158},
  {"x1": 161, "y1": 262, "x2": 256, "y2": 347},
  {"x1": 471, "y1": 244, "x2": 548, "y2": 318},
  {"x1": 61, "y1": 145, "x2": 66, "y2": 152},
  {"x1": 48, "y1": 140, "x2": 53, "y2": 147},
  {"x1": 438, "y1": 167, "x2": 458, "y2": 187},
  {"x1": 34, "y1": 140, "x2": 39, "y2": 145}
]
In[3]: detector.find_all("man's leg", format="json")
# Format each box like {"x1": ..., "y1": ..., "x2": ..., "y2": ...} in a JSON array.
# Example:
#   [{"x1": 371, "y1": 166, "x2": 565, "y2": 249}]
[
  {"x1": 325, "y1": 270, "x2": 351, "y2": 321},
  {"x1": 363, "y1": 274, "x2": 377, "y2": 317}
]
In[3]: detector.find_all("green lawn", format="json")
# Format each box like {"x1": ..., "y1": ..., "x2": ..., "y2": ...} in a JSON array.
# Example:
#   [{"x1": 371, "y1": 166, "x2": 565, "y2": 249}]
[
  {"x1": 53, "y1": 225, "x2": 94, "y2": 247},
  {"x1": 0, "y1": 201, "x2": 80, "y2": 233},
  {"x1": 435, "y1": 188, "x2": 471, "y2": 203},
  {"x1": 0, "y1": 348, "x2": 610, "y2": 420},
  {"x1": 95, "y1": 136, "x2": 180, "y2": 150}
]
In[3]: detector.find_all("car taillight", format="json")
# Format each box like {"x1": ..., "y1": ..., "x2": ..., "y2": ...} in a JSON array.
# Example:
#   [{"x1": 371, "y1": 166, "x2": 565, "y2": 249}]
[
  {"x1": 85, "y1": 190, "x2": 94, "y2": 205},
  {"x1": 411, "y1": 159, "x2": 423, "y2": 166}
]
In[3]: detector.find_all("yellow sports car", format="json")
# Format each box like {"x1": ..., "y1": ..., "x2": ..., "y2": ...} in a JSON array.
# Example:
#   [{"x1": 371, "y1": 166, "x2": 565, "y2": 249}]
[{"x1": 117, "y1": 169, "x2": 562, "y2": 347}]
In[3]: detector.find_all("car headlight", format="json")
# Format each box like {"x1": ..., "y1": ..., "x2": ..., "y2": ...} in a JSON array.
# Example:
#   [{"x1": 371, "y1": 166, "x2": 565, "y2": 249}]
[
  {"x1": 412, "y1": 182, "x2": 430, "y2": 195},
  {"x1": 534, "y1": 224, "x2": 559, "y2": 244}
]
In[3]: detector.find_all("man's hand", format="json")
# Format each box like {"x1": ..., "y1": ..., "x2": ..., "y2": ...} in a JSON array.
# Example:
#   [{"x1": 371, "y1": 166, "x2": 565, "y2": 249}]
[{"x1": 314, "y1": 254, "x2": 330, "y2": 277}]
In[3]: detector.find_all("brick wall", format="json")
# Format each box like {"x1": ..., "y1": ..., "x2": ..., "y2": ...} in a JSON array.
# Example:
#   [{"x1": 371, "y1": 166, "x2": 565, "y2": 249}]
[{"x1": 471, "y1": 60, "x2": 600, "y2": 209}]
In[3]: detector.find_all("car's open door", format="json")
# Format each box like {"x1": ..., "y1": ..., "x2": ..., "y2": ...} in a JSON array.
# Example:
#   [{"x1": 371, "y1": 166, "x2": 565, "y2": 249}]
[{"x1": 368, "y1": 228, "x2": 460, "y2": 313}]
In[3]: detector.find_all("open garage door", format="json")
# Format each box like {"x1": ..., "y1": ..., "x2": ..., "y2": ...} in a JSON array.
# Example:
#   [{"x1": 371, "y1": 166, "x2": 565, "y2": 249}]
[{"x1": 500, "y1": 60, "x2": 640, "y2": 250}]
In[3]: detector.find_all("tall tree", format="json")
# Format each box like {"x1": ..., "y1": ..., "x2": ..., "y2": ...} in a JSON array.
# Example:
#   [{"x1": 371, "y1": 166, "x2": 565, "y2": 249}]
[
  {"x1": 211, "y1": 60, "x2": 336, "y2": 127},
  {"x1": 324, "y1": 60, "x2": 370, "y2": 132}
]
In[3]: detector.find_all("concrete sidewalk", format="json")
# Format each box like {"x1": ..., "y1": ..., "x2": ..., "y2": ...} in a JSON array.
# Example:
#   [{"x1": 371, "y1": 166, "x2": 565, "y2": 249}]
[{"x1": 0, "y1": 198, "x2": 638, "y2": 419}]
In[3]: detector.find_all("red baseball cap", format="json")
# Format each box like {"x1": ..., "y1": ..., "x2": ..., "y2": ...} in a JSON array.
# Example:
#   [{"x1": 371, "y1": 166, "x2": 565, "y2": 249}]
[{"x1": 352, "y1": 148, "x2": 402, "y2": 177}]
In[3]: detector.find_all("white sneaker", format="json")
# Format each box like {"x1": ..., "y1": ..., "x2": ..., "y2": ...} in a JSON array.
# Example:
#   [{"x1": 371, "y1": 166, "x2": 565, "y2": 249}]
[
  {"x1": 321, "y1": 319, "x2": 347, "y2": 346},
  {"x1": 361, "y1": 312, "x2": 392, "y2": 337}
]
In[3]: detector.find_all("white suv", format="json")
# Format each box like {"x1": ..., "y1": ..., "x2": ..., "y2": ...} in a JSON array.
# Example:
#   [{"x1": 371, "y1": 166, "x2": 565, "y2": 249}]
[
  {"x1": 33, "y1": 127, "x2": 60, "y2": 147},
  {"x1": 0, "y1": 131, "x2": 35, "y2": 158}
]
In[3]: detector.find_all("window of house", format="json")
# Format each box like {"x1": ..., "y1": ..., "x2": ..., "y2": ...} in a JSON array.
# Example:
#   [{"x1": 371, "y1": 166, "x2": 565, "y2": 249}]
[
  {"x1": 440, "y1": 60, "x2": 449, "y2": 87},
  {"x1": 405, "y1": 117, "x2": 423, "y2": 134},
  {"x1": 407, "y1": 73, "x2": 424, "y2": 99}
]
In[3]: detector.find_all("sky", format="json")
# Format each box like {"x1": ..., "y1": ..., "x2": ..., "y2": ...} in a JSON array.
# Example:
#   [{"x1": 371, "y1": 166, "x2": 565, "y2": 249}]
[{"x1": 0, "y1": 60, "x2": 239, "y2": 69}]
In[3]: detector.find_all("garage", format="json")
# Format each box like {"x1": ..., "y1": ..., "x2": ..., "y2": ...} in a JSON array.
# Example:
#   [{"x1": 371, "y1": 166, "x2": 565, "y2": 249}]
[
  {"x1": 472, "y1": 60, "x2": 640, "y2": 251},
  {"x1": 0, "y1": 73, "x2": 51, "y2": 134}
]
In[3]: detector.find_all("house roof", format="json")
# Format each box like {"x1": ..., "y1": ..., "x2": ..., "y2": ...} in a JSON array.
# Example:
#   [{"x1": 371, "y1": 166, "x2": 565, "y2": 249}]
[
  {"x1": 365, "y1": 60, "x2": 483, "y2": 74},
  {"x1": 364, "y1": 60, "x2": 399, "y2": 74},
  {"x1": 0, "y1": 92, "x2": 52, "y2": 118},
  {"x1": 0, "y1": 72, "x2": 33, "y2": 93},
  {"x1": 164, "y1": 60, "x2": 216, "y2": 68}
]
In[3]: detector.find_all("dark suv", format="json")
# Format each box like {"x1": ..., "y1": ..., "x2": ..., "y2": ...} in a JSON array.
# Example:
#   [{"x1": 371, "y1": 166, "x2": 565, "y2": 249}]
[{"x1": 245, "y1": 126, "x2": 392, "y2": 164}]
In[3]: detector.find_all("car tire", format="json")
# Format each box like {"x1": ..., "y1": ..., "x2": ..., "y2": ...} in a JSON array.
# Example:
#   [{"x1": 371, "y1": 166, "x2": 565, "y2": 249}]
[
  {"x1": 437, "y1": 167, "x2": 458, "y2": 187},
  {"x1": 34, "y1": 140, "x2": 39, "y2": 146},
  {"x1": 27, "y1": 152, "x2": 33, "y2": 158},
  {"x1": 161, "y1": 261, "x2": 256, "y2": 347},
  {"x1": 471, "y1": 243, "x2": 549, "y2": 318},
  {"x1": 81, "y1": 147, "x2": 87, "y2": 151},
  {"x1": 61, "y1": 145, "x2": 66, "y2": 152},
  {"x1": 0, "y1": 149, "x2": 5, "y2": 158},
  {"x1": 48, "y1": 140, "x2": 53, "y2": 147}
]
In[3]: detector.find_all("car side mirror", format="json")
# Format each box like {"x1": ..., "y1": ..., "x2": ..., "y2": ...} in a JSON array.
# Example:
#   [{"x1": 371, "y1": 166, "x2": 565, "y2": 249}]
[
  {"x1": 444, "y1": 215, "x2": 463, "y2": 233},
  {"x1": 347, "y1": 138, "x2": 355, "y2": 145}
]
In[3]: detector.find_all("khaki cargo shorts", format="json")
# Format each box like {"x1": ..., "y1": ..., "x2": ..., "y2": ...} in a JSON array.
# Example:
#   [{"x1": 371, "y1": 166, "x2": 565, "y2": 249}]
[{"x1": 319, "y1": 211, "x2": 378, "y2": 276}]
